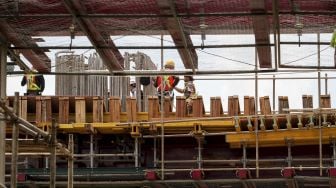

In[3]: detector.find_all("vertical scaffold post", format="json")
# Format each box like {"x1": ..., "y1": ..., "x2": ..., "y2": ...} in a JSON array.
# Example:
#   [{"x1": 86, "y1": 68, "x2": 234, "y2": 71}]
[
  {"x1": 68, "y1": 134, "x2": 74, "y2": 188},
  {"x1": 0, "y1": 43, "x2": 7, "y2": 185}
]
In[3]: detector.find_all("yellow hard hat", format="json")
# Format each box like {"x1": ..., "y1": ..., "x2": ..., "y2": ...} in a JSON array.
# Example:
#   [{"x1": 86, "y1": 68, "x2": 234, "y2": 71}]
[{"x1": 164, "y1": 59, "x2": 175, "y2": 68}]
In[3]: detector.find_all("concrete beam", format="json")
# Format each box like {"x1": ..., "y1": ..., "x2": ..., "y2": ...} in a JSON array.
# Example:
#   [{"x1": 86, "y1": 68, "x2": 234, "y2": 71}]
[
  {"x1": 156, "y1": 0, "x2": 198, "y2": 70},
  {"x1": 62, "y1": 0, "x2": 124, "y2": 72},
  {"x1": 250, "y1": 0, "x2": 272, "y2": 68}
]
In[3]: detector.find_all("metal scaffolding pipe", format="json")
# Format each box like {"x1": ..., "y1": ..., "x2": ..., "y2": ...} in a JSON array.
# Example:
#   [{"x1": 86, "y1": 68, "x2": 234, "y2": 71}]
[
  {"x1": 68, "y1": 134, "x2": 74, "y2": 188},
  {"x1": 10, "y1": 93, "x2": 19, "y2": 188},
  {"x1": 0, "y1": 43, "x2": 7, "y2": 185},
  {"x1": 73, "y1": 153, "x2": 134, "y2": 157},
  {"x1": 50, "y1": 120, "x2": 56, "y2": 188},
  {"x1": 0, "y1": 100, "x2": 49, "y2": 137}
]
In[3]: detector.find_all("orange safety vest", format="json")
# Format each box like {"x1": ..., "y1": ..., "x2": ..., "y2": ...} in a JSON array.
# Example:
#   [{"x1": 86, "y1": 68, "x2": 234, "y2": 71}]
[
  {"x1": 26, "y1": 74, "x2": 41, "y2": 91},
  {"x1": 156, "y1": 76, "x2": 176, "y2": 92}
]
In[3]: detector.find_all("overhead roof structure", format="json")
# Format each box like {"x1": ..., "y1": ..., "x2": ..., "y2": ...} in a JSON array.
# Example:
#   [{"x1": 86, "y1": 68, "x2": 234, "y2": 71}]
[{"x1": 0, "y1": 0, "x2": 335, "y2": 73}]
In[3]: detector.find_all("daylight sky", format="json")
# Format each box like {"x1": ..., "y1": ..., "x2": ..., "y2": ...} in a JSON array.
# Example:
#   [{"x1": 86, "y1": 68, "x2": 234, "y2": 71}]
[{"x1": 6, "y1": 33, "x2": 336, "y2": 112}]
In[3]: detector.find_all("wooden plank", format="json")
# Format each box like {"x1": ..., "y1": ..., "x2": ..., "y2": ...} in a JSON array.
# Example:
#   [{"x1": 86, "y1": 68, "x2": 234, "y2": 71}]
[
  {"x1": 228, "y1": 95, "x2": 240, "y2": 116},
  {"x1": 244, "y1": 96, "x2": 255, "y2": 115},
  {"x1": 75, "y1": 97, "x2": 86, "y2": 123},
  {"x1": 259, "y1": 96, "x2": 271, "y2": 115},
  {"x1": 278, "y1": 96, "x2": 289, "y2": 114},
  {"x1": 126, "y1": 97, "x2": 137, "y2": 122},
  {"x1": 320, "y1": 95, "x2": 331, "y2": 108},
  {"x1": 148, "y1": 96, "x2": 159, "y2": 120},
  {"x1": 109, "y1": 97, "x2": 121, "y2": 122},
  {"x1": 59, "y1": 97, "x2": 69, "y2": 124},
  {"x1": 163, "y1": 96, "x2": 171, "y2": 117},
  {"x1": 93, "y1": 97, "x2": 104, "y2": 123},
  {"x1": 19, "y1": 96, "x2": 27, "y2": 120},
  {"x1": 193, "y1": 96, "x2": 205, "y2": 118},
  {"x1": 176, "y1": 96, "x2": 187, "y2": 118},
  {"x1": 210, "y1": 97, "x2": 223, "y2": 117},
  {"x1": 35, "y1": 96, "x2": 42, "y2": 124},
  {"x1": 302, "y1": 95, "x2": 313, "y2": 108}
]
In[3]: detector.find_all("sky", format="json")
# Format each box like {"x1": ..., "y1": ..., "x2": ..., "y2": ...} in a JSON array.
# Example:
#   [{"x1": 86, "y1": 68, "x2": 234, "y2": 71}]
[{"x1": 6, "y1": 33, "x2": 336, "y2": 112}]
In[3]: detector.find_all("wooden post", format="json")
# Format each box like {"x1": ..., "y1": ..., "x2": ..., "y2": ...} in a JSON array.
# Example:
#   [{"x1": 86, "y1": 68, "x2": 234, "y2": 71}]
[
  {"x1": 244, "y1": 96, "x2": 255, "y2": 115},
  {"x1": 320, "y1": 95, "x2": 331, "y2": 108},
  {"x1": 109, "y1": 97, "x2": 121, "y2": 122},
  {"x1": 176, "y1": 96, "x2": 187, "y2": 118},
  {"x1": 148, "y1": 96, "x2": 159, "y2": 120},
  {"x1": 259, "y1": 96, "x2": 271, "y2": 115},
  {"x1": 193, "y1": 96, "x2": 205, "y2": 118},
  {"x1": 163, "y1": 96, "x2": 171, "y2": 117},
  {"x1": 36, "y1": 96, "x2": 52, "y2": 126},
  {"x1": 93, "y1": 97, "x2": 104, "y2": 123},
  {"x1": 126, "y1": 97, "x2": 137, "y2": 122},
  {"x1": 59, "y1": 97, "x2": 69, "y2": 124},
  {"x1": 19, "y1": 96, "x2": 27, "y2": 120},
  {"x1": 278, "y1": 96, "x2": 289, "y2": 114},
  {"x1": 75, "y1": 97, "x2": 86, "y2": 123},
  {"x1": 302, "y1": 95, "x2": 313, "y2": 109},
  {"x1": 228, "y1": 95, "x2": 240, "y2": 116},
  {"x1": 210, "y1": 97, "x2": 223, "y2": 117}
]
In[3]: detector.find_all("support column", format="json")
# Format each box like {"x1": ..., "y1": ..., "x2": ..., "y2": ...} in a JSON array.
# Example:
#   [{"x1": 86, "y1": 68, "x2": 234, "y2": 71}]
[
  {"x1": 0, "y1": 44, "x2": 7, "y2": 185},
  {"x1": 11, "y1": 92, "x2": 19, "y2": 188},
  {"x1": 50, "y1": 119, "x2": 56, "y2": 188},
  {"x1": 68, "y1": 134, "x2": 74, "y2": 188}
]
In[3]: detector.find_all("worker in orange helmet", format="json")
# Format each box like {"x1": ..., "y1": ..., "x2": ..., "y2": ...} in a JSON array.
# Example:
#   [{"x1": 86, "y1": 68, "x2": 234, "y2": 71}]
[
  {"x1": 153, "y1": 59, "x2": 180, "y2": 104},
  {"x1": 21, "y1": 68, "x2": 45, "y2": 96}
]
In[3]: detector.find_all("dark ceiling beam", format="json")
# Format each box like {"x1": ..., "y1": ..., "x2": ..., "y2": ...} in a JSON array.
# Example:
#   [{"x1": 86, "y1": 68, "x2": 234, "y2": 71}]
[
  {"x1": 0, "y1": 11, "x2": 335, "y2": 18},
  {"x1": 0, "y1": 20, "x2": 50, "y2": 72},
  {"x1": 62, "y1": 0, "x2": 123, "y2": 71},
  {"x1": 156, "y1": 0, "x2": 197, "y2": 71},
  {"x1": 250, "y1": 0, "x2": 272, "y2": 68}
]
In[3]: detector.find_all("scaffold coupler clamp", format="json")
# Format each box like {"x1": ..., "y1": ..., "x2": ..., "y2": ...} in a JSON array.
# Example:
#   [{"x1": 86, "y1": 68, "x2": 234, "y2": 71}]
[
  {"x1": 327, "y1": 167, "x2": 336, "y2": 177},
  {"x1": 190, "y1": 169, "x2": 204, "y2": 180},
  {"x1": 236, "y1": 168, "x2": 251, "y2": 179},
  {"x1": 281, "y1": 167, "x2": 295, "y2": 178}
]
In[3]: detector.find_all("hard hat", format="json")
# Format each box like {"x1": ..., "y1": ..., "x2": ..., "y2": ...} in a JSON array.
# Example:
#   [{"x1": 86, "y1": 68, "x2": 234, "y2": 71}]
[
  {"x1": 164, "y1": 59, "x2": 175, "y2": 68},
  {"x1": 130, "y1": 80, "x2": 136, "y2": 86}
]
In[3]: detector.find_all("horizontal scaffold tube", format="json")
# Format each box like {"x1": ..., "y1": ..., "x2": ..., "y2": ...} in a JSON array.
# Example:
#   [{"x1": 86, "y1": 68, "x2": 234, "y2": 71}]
[{"x1": 0, "y1": 99, "x2": 71, "y2": 156}]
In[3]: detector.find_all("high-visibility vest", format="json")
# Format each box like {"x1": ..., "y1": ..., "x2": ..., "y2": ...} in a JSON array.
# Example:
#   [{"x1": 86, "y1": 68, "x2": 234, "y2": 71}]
[
  {"x1": 27, "y1": 74, "x2": 41, "y2": 91},
  {"x1": 156, "y1": 76, "x2": 175, "y2": 92}
]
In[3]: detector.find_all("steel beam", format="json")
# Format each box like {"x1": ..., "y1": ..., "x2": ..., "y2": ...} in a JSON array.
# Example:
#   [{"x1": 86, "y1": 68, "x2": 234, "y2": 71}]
[
  {"x1": 156, "y1": 0, "x2": 197, "y2": 70},
  {"x1": 250, "y1": 0, "x2": 272, "y2": 68},
  {"x1": 62, "y1": 0, "x2": 124, "y2": 72},
  {"x1": 0, "y1": 20, "x2": 50, "y2": 72}
]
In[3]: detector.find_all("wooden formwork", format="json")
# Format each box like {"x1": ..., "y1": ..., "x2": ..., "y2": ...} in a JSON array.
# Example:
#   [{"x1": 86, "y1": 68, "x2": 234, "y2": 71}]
[
  {"x1": 278, "y1": 96, "x2": 289, "y2": 114},
  {"x1": 320, "y1": 94, "x2": 331, "y2": 108},
  {"x1": 228, "y1": 95, "x2": 240, "y2": 116},
  {"x1": 243, "y1": 96, "x2": 255, "y2": 115},
  {"x1": 176, "y1": 96, "x2": 187, "y2": 118},
  {"x1": 192, "y1": 96, "x2": 205, "y2": 117},
  {"x1": 210, "y1": 97, "x2": 223, "y2": 117},
  {"x1": 109, "y1": 97, "x2": 121, "y2": 122},
  {"x1": 259, "y1": 96, "x2": 271, "y2": 115},
  {"x1": 302, "y1": 95, "x2": 313, "y2": 108}
]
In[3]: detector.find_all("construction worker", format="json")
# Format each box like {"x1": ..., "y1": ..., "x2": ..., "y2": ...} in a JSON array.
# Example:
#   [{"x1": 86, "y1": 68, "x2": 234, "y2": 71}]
[
  {"x1": 153, "y1": 59, "x2": 179, "y2": 104},
  {"x1": 21, "y1": 69, "x2": 45, "y2": 96},
  {"x1": 174, "y1": 76, "x2": 197, "y2": 114}
]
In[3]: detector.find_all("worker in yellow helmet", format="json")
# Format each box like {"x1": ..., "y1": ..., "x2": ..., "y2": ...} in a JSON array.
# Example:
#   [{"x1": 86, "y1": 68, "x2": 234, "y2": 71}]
[
  {"x1": 153, "y1": 59, "x2": 180, "y2": 104},
  {"x1": 21, "y1": 68, "x2": 45, "y2": 96}
]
